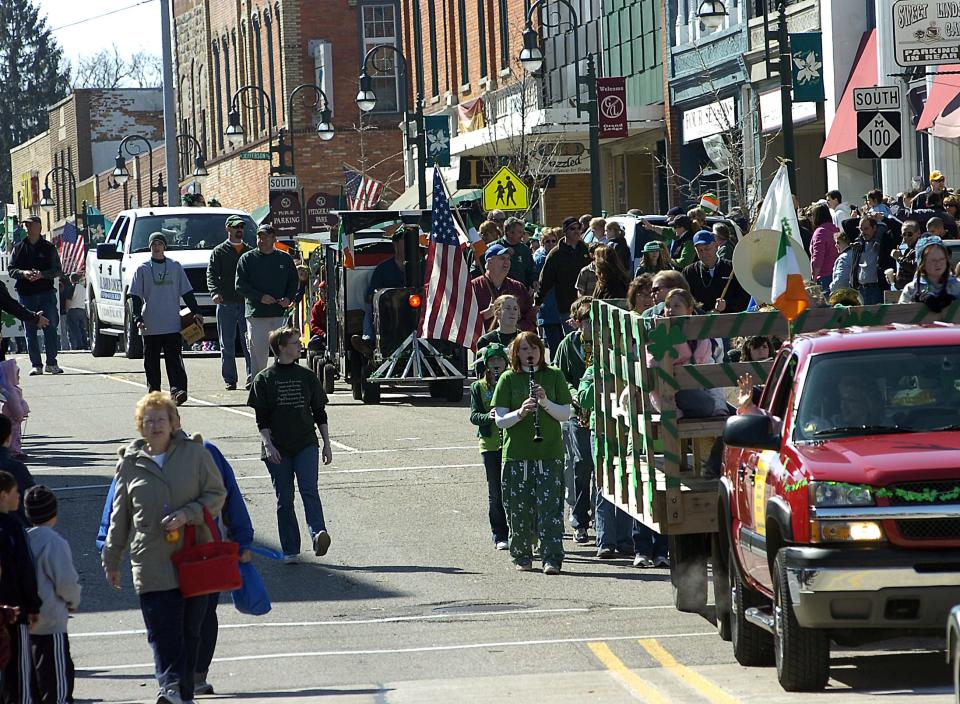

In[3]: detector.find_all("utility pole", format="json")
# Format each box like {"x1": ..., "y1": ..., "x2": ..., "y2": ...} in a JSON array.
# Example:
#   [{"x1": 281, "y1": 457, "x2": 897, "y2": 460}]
[{"x1": 160, "y1": 0, "x2": 179, "y2": 206}]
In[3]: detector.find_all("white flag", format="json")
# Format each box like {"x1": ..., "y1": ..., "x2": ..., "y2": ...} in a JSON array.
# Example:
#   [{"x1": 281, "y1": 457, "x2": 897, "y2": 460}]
[{"x1": 754, "y1": 165, "x2": 804, "y2": 250}]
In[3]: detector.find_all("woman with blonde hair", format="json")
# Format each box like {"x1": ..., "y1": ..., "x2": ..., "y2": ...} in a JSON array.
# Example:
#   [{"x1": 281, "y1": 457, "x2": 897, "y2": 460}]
[
  {"x1": 103, "y1": 392, "x2": 226, "y2": 704},
  {"x1": 477, "y1": 294, "x2": 520, "y2": 351},
  {"x1": 493, "y1": 331, "x2": 572, "y2": 574}
]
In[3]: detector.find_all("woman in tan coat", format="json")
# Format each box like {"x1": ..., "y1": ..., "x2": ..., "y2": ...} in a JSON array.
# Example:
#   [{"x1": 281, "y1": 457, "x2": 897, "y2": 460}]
[{"x1": 103, "y1": 392, "x2": 226, "y2": 704}]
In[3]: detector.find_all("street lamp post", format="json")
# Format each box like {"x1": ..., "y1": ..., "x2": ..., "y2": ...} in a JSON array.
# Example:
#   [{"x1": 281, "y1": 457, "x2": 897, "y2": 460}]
[
  {"x1": 698, "y1": 0, "x2": 796, "y2": 193},
  {"x1": 356, "y1": 46, "x2": 426, "y2": 210},
  {"x1": 224, "y1": 85, "x2": 291, "y2": 175},
  {"x1": 38, "y1": 165, "x2": 78, "y2": 217},
  {"x1": 175, "y1": 133, "x2": 210, "y2": 184},
  {"x1": 286, "y1": 83, "x2": 335, "y2": 176},
  {"x1": 112, "y1": 134, "x2": 162, "y2": 207},
  {"x1": 519, "y1": 0, "x2": 601, "y2": 215}
]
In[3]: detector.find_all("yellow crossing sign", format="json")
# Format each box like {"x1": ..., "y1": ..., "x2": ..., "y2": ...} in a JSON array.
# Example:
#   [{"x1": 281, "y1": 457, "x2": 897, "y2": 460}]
[{"x1": 482, "y1": 166, "x2": 528, "y2": 211}]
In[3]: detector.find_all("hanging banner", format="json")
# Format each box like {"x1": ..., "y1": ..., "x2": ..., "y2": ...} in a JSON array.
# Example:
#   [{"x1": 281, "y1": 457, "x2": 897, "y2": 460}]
[
  {"x1": 305, "y1": 192, "x2": 339, "y2": 231},
  {"x1": 424, "y1": 115, "x2": 451, "y2": 167},
  {"x1": 597, "y1": 77, "x2": 628, "y2": 138},
  {"x1": 790, "y1": 33, "x2": 825, "y2": 102},
  {"x1": 269, "y1": 191, "x2": 303, "y2": 238}
]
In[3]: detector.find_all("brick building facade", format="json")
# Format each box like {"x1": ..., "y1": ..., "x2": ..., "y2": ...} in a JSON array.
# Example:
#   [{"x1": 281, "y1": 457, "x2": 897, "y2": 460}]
[{"x1": 172, "y1": 0, "x2": 405, "y2": 213}]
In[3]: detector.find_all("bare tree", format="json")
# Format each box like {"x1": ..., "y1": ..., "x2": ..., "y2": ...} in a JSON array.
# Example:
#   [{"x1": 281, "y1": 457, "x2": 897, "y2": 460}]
[{"x1": 72, "y1": 45, "x2": 161, "y2": 89}]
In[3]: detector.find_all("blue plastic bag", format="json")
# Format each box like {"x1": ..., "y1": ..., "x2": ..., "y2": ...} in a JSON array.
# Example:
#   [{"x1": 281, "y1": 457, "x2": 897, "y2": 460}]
[{"x1": 231, "y1": 561, "x2": 271, "y2": 616}]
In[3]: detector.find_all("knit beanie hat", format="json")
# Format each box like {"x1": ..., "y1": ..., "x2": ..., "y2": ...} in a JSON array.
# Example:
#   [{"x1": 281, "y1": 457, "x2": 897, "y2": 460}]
[
  {"x1": 24, "y1": 485, "x2": 57, "y2": 525},
  {"x1": 700, "y1": 193, "x2": 720, "y2": 213}
]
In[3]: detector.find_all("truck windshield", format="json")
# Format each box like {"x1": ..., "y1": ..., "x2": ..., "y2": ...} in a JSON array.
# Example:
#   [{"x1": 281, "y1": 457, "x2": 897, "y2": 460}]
[
  {"x1": 794, "y1": 345, "x2": 960, "y2": 441},
  {"x1": 129, "y1": 214, "x2": 257, "y2": 253}
]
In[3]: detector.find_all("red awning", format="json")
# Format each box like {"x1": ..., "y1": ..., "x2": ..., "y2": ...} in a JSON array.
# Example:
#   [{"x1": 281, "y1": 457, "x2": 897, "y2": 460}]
[
  {"x1": 820, "y1": 30, "x2": 878, "y2": 159},
  {"x1": 917, "y1": 64, "x2": 960, "y2": 138}
]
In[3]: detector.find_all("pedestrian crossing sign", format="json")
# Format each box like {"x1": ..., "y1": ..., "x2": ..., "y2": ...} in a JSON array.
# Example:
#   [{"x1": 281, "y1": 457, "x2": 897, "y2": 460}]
[{"x1": 482, "y1": 166, "x2": 529, "y2": 212}]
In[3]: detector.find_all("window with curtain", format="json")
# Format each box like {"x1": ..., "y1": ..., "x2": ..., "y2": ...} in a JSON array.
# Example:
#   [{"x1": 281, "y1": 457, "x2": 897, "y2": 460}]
[{"x1": 362, "y1": 4, "x2": 400, "y2": 112}]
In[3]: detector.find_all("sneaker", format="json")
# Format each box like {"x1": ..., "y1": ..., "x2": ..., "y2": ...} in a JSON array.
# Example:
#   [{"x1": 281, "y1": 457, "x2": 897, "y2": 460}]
[
  {"x1": 597, "y1": 547, "x2": 616, "y2": 559},
  {"x1": 224, "y1": 382, "x2": 237, "y2": 391},
  {"x1": 350, "y1": 334, "x2": 373, "y2": 357},
  {"x1": 173, "y1": 389, "x2": 188, "y2": 406},
  {"x1": 44, "y1": 364, "x2": 63, "y2": 374},
  {"x1": 282, "y1": 554, "x2": 300, "y2": 565},
  {"x1": 495, "y1": 540, "x2": 509, "y2": 550},
  {"x1": 515, "y1": 560, "x2": 533, "y2": 571},
  {"x1": 574, "y1": 528, "x2": 590, "y2": 544},
  {"x1": 543, "y1": 563, "x2": 561, "y2": 575},
  {"x1": 29, "y1": 367, "x2": 42, "y2": 376},
  {"x1": 633, "y1": 554, "x2": 654, "y2": 568},
  {"x1": 157, "y1": 686, "x2": 184, "y2": 704},
  {"x1": 193, "y1": 681, "x2": 214, "y2": 696},
  {"x1": 313, "y1": 530, "x2": 331, "y2": 556},
  {"x1": 654, "y1": 556, "x2": 670, "y2": 568}
]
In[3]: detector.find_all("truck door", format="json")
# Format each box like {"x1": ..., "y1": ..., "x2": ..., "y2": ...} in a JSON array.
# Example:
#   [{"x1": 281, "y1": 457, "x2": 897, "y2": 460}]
[{"x1": 96, "y1": 216, "x2": 128, "y2": 326}]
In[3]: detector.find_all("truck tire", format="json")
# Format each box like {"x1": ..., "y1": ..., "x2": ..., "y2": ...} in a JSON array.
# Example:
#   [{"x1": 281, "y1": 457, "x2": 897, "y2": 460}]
[
  {"x1": 123, "y1": 300, "x2": 144, "y2": 359},
  {"x1": 322, "y1": 363, "x2": 336, "y2": 395},
  {"x1": 773, "y1": 551, "x2": 829, "y2": 691},
  {"x1": 730, "y1": 547, "x2": 774, "y2": 666},
  {"x1": 444, "y1": 379, "x2": 464, "y2": 402},
  {"x1": 428, "y1": 381, "x2": 445, "y2": 398},
  {"x1": 711, "y1": 534, "x2": 732, "y2": 641},
  {"x1": 669, "y1": 533, "x2": 708, "y2": 613},
  {"x1": 89, "y1": 304, "x2": 117, "y2": 358}
]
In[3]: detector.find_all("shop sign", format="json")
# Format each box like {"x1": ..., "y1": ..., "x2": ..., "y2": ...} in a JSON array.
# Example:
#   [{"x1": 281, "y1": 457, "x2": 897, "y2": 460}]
[
  {"x1": 597, "y1": 77, "x2": 628, "y2": 138},
  {"x1": 893, "y1": 0, "x2": 960, "y2": 67},
  {"x1": 528, "y1": 142, "x2": 590, "y2": 175},
  {"x1": 269, "y1": 190, "x2": 302, "y2": 237},
  {"x1": 759, "y1": 90, "x2": 818, "y2": 133},
  {"x1": 682, "y1": 98, "x2": 735, "y2": 144}
]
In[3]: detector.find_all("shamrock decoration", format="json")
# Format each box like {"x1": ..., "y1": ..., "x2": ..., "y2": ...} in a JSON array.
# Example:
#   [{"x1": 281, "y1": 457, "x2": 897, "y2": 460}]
[
  {"x1": 646, "y1": 324, "x2": 686, "y2": 362},
  {"x1": 841, "y1": 307, "x2": 886, "y2": 327},
  {"x1": 794, "y1": 52, "x2": 822, "y2": 84}
]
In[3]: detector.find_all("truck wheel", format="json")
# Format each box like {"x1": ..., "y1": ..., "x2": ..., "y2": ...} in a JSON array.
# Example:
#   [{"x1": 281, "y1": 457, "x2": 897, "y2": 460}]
[
  {"x1": 730, "y1": 547, "x2": 774, "y2": 666},
  {"x1": 444, "y1": 379, "x2": 464, "y2": 402},
  {"x1": 711, "y1": 534, "x2": 732, "y2": 641},
  {"x1": 668, "y1": 534, "x2": 708, "y2": 613},
  {"x1": 123, "y1": 301, "x2": 144, "y2": 359},
  {"x1": 89, "y1": 305, "x2": 117, "y2": 358},
  {"x1": 322, "y1": 363, "x2": 336, "y2": 395},
  {"x1": 428, "y1": 381, "x2": 445, "y2": 398},
  {"x1": 773, "y1": 551, "x2": 829, "y2": 691}
]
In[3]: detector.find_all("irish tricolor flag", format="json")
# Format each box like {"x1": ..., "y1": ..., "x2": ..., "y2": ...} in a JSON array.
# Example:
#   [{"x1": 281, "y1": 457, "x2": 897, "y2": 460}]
[{"x1": 772, "y1": 227, "x2": 810, "y2": 322}]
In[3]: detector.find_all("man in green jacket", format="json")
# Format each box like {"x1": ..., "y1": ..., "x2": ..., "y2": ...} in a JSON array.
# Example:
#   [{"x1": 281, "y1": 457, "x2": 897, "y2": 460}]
[
  {"x1": 208, "y1": 215, "x2": 253, "y2": 390},
  {"x1": 235, "y1": 224, "x2": 298, "y2": 377}
]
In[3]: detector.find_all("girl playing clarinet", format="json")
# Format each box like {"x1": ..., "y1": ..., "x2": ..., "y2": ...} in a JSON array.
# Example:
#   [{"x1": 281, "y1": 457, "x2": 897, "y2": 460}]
[{"x1": 493, "y1": 331, "x2": 572, "y2": 574}]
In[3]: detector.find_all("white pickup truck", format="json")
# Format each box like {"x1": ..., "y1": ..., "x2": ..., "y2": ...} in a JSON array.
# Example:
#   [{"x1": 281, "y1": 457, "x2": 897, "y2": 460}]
[{"x1": 86, "y1": 206, "x2": 256, "y2": 358}]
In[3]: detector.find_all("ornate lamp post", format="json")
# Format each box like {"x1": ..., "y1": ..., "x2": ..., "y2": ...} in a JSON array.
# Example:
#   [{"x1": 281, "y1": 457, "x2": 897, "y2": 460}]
[
  {"x1": 284, "y1": 83, "x2": 335, "y2": 176},
  {"x1": 112, "y1": 134, "x2": 164, "y2": 207},
  {"x1": 224, "y1": 84, "x2": 292, "y2": 175},
  {"x1": 176, "y1": 133, "x2": 210, "y2": 182}
]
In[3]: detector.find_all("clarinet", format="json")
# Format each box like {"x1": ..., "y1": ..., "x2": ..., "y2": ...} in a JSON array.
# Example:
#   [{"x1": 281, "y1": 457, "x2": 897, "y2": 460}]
[{"x1": 527, "y1": 355, "x2": 543, "y2": 443}]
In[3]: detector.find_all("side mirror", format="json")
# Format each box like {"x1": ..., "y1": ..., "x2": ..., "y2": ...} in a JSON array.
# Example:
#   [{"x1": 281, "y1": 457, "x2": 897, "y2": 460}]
[
  {"x1": 723, "y1": 414, "x2": 781, "y2": 452},
  {"x1": 96, "y1": 242, "x2": 122, "y2": 260}
]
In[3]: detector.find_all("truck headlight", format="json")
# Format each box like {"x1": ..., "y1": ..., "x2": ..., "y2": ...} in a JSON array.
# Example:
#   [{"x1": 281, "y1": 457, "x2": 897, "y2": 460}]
[
  {"x1": 811, "y1": 520, "x2": 885, "y2": 543},
  {"x1": 810, "y1": 481, "x2": 874, "y2": 507}
]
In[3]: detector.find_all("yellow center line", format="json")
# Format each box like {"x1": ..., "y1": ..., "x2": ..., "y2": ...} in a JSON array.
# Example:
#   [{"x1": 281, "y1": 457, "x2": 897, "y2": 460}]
[
  {"x1": 587, "y1": 641, "x2": 670, "y2": 704},
  {"x1": 638, "y1": 639, "x2": 740, "y2": 704}
]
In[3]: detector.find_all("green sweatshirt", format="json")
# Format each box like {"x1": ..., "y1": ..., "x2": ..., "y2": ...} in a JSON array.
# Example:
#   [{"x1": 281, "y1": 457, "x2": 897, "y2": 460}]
[
  {"x1": 469, "y1": 379, "x2": 502, "y2": 452},
  {"x1": 235, "y1": 248, "x2": 299, "y2": 318},
  {"x1": 207, "y1": 240, "x2": 253, "y2": 303},
  {"x1": 553, "y1": 330, "x2": 586, "y2": 396},
  {"x1": 491, "y1": 366, "x2": 571, "y2": 461}
]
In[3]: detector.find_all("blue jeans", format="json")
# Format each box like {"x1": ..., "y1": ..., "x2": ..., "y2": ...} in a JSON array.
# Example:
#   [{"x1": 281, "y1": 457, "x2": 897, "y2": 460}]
[
  {"x1": 216, "y1": 302, "x2": 251, "y2": 385},
  {"x1": 19, "y1": 290, "x2": 59, "y2": 367},
  {"x1": 594, "y1": 492, "x2": 635, "y2": 553},
  {"x1": 816, "y1": 275, "x2": 832, "y2": 297},
  {"x1": 632, "y1": 521, "x2": 668, "y2": 561},
  {"x1": 266, "y1": 444, "x2": 326, "y2": 556},
  {"x1": 482, "y1": 449, "x2": 508, "y2": 543},
  {"x1": 139, "y1": 589, "x2": 207, "y2": 701},
  {"x1": 66, "y1": 308, "x2": 88, "y2": 350},
  {"x1": 562, "y1": 419, "x2": 593, "y2": 530},
  {"x1": 858, "y1": 283, "x2": 884, "y2": 305}
]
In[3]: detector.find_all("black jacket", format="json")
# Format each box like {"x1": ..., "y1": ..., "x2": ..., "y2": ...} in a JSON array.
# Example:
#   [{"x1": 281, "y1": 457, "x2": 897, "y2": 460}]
[
  {"x1": 9, "y1": 237, "x2": 61, "y2": 296},
  {"x1": 682, "y1": 258, "x2": 750, "y2": 313},
  {"x1": 850, "y1": 234, "x2": 895, "y2": 288},
  {"x1": 535, "y1": 239, "x2": 590, "y2": 319},
  {"x1": 0, "y1": 449, "x2": 34, "y2": 528},
  {"x1": 0, "y1": 512, "x2": 41, "y2": 622},
  {"x1": 0, "y1": 281, "x2": 41, "y2": 326}
]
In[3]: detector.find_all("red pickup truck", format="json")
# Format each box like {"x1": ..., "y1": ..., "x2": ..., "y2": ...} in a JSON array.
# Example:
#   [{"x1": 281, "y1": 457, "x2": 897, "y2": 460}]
[{"x1": 716, "y1": 323, "x2": 960, "y2": 691}]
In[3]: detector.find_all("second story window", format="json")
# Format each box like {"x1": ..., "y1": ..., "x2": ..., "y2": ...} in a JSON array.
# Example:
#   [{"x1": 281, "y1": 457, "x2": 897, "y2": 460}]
[
  {"x1": 458, "y1": 0, "x2": 469, "y2": 83},
  {"x1": 362, "y1": 4, "x2": 400, "y2": 112}
]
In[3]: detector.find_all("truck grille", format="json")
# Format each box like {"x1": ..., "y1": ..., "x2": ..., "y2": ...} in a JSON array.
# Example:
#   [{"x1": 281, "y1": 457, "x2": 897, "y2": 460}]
[
  {"x1": 185, "y1": 267, "x2": 208, "y2": 294},
  {"x1": 888, "y1": 480, "x2": 960, "y2": 543}
]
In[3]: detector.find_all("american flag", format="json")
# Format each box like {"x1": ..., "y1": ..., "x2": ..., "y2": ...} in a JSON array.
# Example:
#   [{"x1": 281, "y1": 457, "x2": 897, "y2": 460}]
[
  {"x1": 58, "y1": 220, "x2": 86, "y2": 275},
  {"x1": 418, "y1": 169, "x2": 482, "y2": 348},
  {"x1": 343, "y1": 167, "x2": 384, "y2": 210}
]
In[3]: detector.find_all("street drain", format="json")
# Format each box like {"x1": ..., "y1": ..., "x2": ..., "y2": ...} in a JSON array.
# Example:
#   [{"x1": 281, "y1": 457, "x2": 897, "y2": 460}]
[{"x1": 431, "y1": 602, "x2": 528, "y2": 615}]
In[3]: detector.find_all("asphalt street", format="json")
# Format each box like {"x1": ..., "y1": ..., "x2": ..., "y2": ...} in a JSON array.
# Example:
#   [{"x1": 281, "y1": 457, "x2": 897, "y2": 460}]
[{"x1": 17, "y1": 351, "x2": 955, "y2": 703}]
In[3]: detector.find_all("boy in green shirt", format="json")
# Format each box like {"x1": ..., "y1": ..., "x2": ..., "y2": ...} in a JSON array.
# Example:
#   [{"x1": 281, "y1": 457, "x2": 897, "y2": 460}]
[{"x1": 469, "y1": 344, "x2": 510, "y2": 550}]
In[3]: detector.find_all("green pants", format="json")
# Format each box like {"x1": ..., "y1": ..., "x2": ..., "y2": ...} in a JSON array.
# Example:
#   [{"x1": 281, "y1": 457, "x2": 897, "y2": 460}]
[{"x1": 502, "y1": 458, "x2": 565, "y2": 566}]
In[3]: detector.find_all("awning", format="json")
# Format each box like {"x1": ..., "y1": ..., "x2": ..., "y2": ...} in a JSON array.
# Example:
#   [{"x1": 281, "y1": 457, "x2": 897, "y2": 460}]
[
  {"x1": 820, "y1": 30, "x2": 878, "y2": 159},
  {"x1": 387, "y1": 177, "x2": 480, "y2": 210},
  {"x1": 918, "y1": 64, "x2": 960, "y2": 138}
]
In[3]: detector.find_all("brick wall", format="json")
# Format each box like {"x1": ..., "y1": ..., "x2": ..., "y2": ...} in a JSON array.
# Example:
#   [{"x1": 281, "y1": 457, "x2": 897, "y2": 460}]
[{"x1": 541, "y1": 174, "x2": 593, "y2": 226}]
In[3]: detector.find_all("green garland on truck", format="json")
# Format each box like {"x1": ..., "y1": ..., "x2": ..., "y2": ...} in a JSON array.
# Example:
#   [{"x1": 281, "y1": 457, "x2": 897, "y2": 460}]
[{"x1": 783, "y1": 478, "x2": 960, "y2": 503}]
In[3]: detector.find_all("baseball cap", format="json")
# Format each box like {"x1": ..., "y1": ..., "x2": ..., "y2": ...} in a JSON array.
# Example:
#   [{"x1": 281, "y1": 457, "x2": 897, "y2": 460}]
[
  {"x1": 561, "y1": 216, "x2": 579, "y2": 231},
  {"x1": 930, "y1": 170, "x2": 945, "y2": 182},
  {"x1": 667, "y1": 214, "x2": 693, "y2": 230},
  {"x1": 20, "y1": 215, "x2": 41, "y2": 224},
  {"x1": 148, "y1": 232, "x2": 167, "y2": 247},
  {"x1": 256, "y1": 224, "x2": 276, "y2": 235},
  {"x1": 692, "y1": 230, "x2": 715, "y2": 246},
  {"x1": 642, "y1": 241, "x2": 661, "y2": 253},
  {"x1": 225, "y1": 215, "x2": 245, "y2": 228},
  {"x1": 484, "y1": 243, "x2": 512, "y2": 261}
]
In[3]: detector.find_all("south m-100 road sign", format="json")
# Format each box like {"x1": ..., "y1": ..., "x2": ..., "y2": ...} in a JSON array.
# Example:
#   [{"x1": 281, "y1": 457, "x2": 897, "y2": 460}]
[{"x1": 854, "y1": 87, "x2": 903, "y2": 160}]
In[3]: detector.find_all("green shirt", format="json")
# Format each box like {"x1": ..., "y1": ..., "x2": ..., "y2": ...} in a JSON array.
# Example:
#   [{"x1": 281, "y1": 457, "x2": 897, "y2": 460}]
[
  {"x1": 553, "y1": 330, "x2": 586, "y2": 395},
  {"x1": 235, "y1": 248, "x2": 299, "y2": 317},
  {"x1": 247, "y1": 362, "x2": 329, "y2": 457},
  {"x1": 469, "y1": 379, "x2": 502, "y2": 453},
  {"x1": 577, "y1": 364, "x2": 596, "y2": 432},
  {"x1": 491, "y1": 366, "x2": 572, "y2": 461}
]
